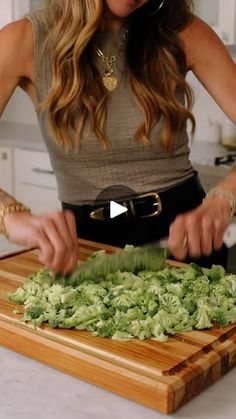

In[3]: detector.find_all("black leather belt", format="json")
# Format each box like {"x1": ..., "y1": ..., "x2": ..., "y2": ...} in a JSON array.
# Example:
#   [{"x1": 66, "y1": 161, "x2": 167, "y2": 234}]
[
  {"x1": 89, "y1": 192, "x2": 162, "y2": 221},
  {"x1": 62, "y1": 173, "x2": 204, "y2": 226}
]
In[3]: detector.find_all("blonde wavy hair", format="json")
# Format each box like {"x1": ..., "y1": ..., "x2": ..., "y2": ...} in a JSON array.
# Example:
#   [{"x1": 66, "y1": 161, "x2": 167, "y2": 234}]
[{"x1": 39, "y1": 0, "x2": 195, "y2": 152}]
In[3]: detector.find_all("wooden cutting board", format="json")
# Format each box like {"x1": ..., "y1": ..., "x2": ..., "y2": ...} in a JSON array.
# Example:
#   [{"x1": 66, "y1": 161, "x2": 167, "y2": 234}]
[{"x1": 0, "y1": 239, "x2": 236, "y2": 414}]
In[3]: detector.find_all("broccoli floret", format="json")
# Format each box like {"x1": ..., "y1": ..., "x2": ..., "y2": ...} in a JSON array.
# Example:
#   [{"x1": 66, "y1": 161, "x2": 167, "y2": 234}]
[
  {"x1": 153, "y1": 309, "x2": 177, "y2": 334},
  {"x1": 147, "y1": 279, "x2": 165, "y2": 296},
  {"x1": 8, "y1": 287, "x2": 26, "y2": 305},
  {"x1": 93, "y1": 319, "x2": 116, "y2": 337},
  {"x1": 27, "y1": 305, "x2": 45, "y2": 319},
  {"x1": 60, "y1": 288, "x2": 78, "y2": 304},
  {"x1": 112, "y1": 331, "x2": 134, "y2": 341},
  {"x1": 185, "y1": 275, "x2": 210, "y2": 298},
  {"x1": 113, "y1": 310, "x2": 130, "y2": 331},
  {"x1": 128, "y1": 317, "x2": 153, "y2": 340},
  {"x1": 151, "y1": 323, "x2": 168, "y2": 342},
  {"x1": 193, "y1": 300, "x2": 213, "y2": 329},
  {"x1": 212, "y1": 309, "x2": 228, "y2": 325},
  {"x1": 126, "y1": 307, "x2": 145, "y2": 321},
  {"x1": 182, "y1": 294, "x2": 197, "y2": 315},
  {"x1": 170, "y1": 265, "x2": 200, "y2": 282},
  {"x1": 224, "y1": 307, "x2": 236, "y2": 324},
  {"x1": 166, "y1": 282, "x2": 186, "y2": 298},
  {"x1": 159, "y1": 293, "x2": 182, "y2": 314},
  {"x1": 208, "y1": 264, "x2": 226, "y2": 283},
  {"x1": 227, "y1": 275, "x2": 236, "y2": 296}
]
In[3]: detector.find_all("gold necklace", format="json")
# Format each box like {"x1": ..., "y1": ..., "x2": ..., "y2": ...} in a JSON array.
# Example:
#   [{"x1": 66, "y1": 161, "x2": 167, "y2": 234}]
[
  {"x1": 96, "y1": 47, "x2": 118, "y2": 92},
  {"x1": 95, "y1": 27, "x2": 128, "y2": 92}
]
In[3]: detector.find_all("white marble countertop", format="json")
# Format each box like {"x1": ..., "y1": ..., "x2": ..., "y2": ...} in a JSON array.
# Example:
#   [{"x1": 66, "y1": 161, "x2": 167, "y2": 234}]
[
  {"x1": 0, "y1": 344, "x2": 235, "y2": 419},
  {"x1": 1, "y1": 243, "x2": 236, "y2": 415}
]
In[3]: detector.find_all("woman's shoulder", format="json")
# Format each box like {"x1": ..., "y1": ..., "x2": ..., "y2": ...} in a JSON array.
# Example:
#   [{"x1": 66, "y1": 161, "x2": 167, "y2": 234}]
[
  {"x1": 0, "y1": 19, "x2": 34, "y2": 79},
  {"x1": 180, "y1": 15, "x2": 218, "y2": 42},
  {"x1": 179, "y1": 15, "x2": 225, "y2": 69},
  {"x1": 0, "y1": 18, "x2": 33, "y2": 46}
]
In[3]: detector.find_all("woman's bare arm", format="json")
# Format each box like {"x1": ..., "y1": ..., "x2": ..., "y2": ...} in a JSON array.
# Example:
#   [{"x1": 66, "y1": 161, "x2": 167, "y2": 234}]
[
  {"x1": 169, "y1": 17, "x2": 236, "y2": 261},
  {"x1": 0, "y1": 19, "x2": 35, "y2": 117},
  {"x1": 0, "y1": 19, "x2": 35, "y2": 207},
  {"x1": 181, "y1": 16, "x2": 236, "y2": 122},
  {"x1": 0, "y1": 21, "x2": 79, "y2": 274}
]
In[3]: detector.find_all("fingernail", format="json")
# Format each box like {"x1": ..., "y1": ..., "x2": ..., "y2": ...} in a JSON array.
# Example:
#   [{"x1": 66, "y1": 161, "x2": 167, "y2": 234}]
[{"x1": 183, "y1": 237, "x2": 188, "y2": 249}]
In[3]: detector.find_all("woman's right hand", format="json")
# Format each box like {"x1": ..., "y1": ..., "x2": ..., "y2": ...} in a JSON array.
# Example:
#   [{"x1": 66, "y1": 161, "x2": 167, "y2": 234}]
[{"x1": 4, "y1": 210, "x2": 79, "y2": 275}]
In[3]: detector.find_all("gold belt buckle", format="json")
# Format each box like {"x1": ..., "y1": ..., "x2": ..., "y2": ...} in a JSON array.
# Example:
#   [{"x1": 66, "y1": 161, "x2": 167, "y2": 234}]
[
  {"x1": 89, "y1": 192, "x2": 162, "y2": 220},
  {"x1": 135, "y1": 192, "x2": 162, "y2": 218},
  {"x1": 90, "y1": 207, "x2": 106, "y2": 221}
]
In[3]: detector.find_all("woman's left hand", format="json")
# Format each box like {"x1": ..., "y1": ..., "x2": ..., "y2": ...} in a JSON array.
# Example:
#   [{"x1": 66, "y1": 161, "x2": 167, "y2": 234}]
[{"x1": 168, "y1": 196, "x2": 232, "y2": 261}]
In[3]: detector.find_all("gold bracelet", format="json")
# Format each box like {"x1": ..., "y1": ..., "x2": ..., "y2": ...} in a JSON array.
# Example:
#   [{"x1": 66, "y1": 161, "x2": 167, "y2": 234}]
[
  {"x1": 0, "y1": 202, "x2": 31, "y2": 238},
  {"x1": 205, "y1": 187, "x2": 236, "y2": 218}
]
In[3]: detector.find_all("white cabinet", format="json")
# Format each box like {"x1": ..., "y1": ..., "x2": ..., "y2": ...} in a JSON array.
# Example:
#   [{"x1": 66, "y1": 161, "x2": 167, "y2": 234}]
[
  {"x1": 14, "y1": 149, "x2": 61, "y2": 214},
  {"x1": 0, "y1": 147, "x2": 14, "y2": 194},
  {"x1": 12, "y1": 0, "x2": 30, "y2": 20},
  {"x1": 0, "y1": 0, "x2": 13, "y2": 28},
  {"x1": 12, "y1": 0, "x2": 43, "y2": 20},
  {"x1": 0, "y1": 0, "x2": 43, "y2": 27},
  {"x1": 194, "y1": 0, "x2": 236, "y2": 45}
]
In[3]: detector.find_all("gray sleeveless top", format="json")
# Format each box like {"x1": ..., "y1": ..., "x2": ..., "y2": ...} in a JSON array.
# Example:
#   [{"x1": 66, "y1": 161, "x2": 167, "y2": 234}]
[{"x1": 26, "y1": 10, "x2": 194, "y2": 205}]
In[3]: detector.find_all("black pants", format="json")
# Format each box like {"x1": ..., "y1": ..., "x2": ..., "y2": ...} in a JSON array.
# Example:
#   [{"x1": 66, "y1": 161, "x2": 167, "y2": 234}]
[{"x1": 62, "y1": 172, "x2": 228, "y2": 268}]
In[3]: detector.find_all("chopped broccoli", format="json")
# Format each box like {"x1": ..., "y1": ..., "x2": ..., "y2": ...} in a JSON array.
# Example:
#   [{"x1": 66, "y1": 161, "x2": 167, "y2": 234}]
[
  {"x1": 193, "y1": 299, "x2": 213, "y2": 329},
  {"x1": 7, "y1": 256, "x2": 236, "y2": 341},
  {"x1": 8, "y1": 287, "x2": 26, "y2": 304},
  {"x1": 27, "y1": 305, "x2": 45, "y2": 319},
  {"x1": 112, "y1": 331, "x2": 134, "y2": 341},
  {"x1": 208, "y1": 264, "x2": 226, "y2": 283}
]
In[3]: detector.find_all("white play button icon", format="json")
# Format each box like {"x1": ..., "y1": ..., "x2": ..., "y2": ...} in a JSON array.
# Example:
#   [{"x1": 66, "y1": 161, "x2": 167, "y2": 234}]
[{"x1": 110, "y1": 200, "x2": 128, "y2": 218}]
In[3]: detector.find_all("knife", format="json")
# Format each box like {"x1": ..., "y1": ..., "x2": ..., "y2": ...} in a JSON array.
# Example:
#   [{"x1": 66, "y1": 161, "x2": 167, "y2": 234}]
[
  {"x1": 223, "y1": 223, "x2": 236, "y2": 248},
  {"x1": 61, "y1": 223, "x2": 236, "y2": 286},
  {"x1": 64, "y1": 243, "x2": 169, "y2": 286}
]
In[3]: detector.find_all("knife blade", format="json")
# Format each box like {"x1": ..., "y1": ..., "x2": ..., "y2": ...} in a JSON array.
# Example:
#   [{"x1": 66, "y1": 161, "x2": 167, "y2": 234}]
[
  {"x1": 223, "y1": 223, "x2": 236, "y2": 248},
  {"x1": 64, "y1": 243, "x2": 169, "y2": 286},
  {"x1": 64, "y1": 223, "x2": 236, "y2": 287}
]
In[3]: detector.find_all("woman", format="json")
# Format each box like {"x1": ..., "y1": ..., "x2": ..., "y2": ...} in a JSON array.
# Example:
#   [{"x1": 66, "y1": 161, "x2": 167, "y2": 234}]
[{"x1": 0, "y1": 0, "x2": 236, "y2": 274}]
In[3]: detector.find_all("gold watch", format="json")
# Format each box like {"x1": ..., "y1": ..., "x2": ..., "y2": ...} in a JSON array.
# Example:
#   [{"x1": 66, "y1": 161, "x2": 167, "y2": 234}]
[{"x1": 0, "y1": 202, "x2": 31, "y2": 238}]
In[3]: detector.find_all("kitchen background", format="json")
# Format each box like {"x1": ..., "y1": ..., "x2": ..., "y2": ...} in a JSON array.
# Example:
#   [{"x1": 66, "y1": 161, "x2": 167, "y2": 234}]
[{"x1": 1, "y1": 0, "x2": 236, "y2": 269}]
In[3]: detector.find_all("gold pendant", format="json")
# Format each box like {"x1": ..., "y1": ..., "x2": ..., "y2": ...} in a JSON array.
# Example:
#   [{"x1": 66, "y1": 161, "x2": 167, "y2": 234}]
[{"x1": 102, "y1": 75, "x2": 118, "y2": 92}]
